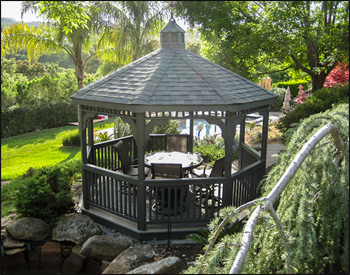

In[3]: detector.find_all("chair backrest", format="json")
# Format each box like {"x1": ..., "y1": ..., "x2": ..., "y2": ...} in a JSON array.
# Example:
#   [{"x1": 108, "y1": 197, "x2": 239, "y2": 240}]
[
  {"x1": 165, "y1": 135, "x2": 188, "y2": 152},
  {"x1": 151, "y1": 163, "x2": 183, "y2": 179},
  {"x1": 114, "y1": 140, "x2": 132, "y2": 172},
  {"x1": 209, "y1": 157, "x2": 225, "y2": 177}
]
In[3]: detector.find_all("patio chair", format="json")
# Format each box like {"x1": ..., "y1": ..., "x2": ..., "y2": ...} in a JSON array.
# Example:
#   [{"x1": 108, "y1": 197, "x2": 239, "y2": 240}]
[
  {"x1": 151, "y1": 163, "x2": 186, "y2": 215},
  {"x1": 190, "y1": 157, "x2": 225, "y2": 208},
  {"x1": 114, "y1": 140, "x2": 151, "y2": 177},
  {"x1": 165, "y1": 135, "x2": 188, "y2": 152}
]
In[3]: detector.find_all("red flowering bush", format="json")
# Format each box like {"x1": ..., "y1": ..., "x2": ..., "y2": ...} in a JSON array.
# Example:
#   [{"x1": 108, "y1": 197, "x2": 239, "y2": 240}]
[
  {"x1": 294, "y1": 85, "x2": 309, "y2": 104},
  {"x1": 324, "y1": 62, "x2": 349, "y2": 87}
]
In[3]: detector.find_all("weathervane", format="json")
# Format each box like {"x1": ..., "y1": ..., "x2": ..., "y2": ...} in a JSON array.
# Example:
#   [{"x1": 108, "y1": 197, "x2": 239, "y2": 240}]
[{"x1": 169, "y1": 1, "x2": 175, "y2": 20}]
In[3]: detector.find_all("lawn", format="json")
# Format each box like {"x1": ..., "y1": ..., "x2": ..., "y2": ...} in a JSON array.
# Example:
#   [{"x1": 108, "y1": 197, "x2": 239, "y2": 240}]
[{"x1": 1, "y1": 118, "x2": 115, "y2": 180}]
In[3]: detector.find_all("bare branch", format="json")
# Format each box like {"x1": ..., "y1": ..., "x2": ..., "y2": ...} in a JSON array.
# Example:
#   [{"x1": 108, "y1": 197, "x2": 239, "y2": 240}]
[
  {"x1": 229, "y1": 123, "x2": 346, "y2": 274},
  {"x1": 266, "y1": 202, "x2": 292, "y2": 274}
]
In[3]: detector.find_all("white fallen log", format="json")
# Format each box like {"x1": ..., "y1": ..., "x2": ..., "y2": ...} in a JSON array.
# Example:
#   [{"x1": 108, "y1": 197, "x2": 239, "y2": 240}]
[{"x1": 229, "y1": 123, "x2": 346, "y2": 274}]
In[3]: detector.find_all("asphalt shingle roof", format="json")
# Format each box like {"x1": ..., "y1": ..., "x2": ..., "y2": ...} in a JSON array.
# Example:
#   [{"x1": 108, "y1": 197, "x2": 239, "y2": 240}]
[{"x1": 71, "y1": 48, "x2": 277, "y2": 112}]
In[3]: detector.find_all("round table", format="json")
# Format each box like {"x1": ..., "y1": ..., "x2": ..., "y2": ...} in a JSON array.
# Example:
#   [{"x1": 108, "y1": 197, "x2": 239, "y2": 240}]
[{"x1": 145, "y1": 151, "x2": 203, "y2": 171}]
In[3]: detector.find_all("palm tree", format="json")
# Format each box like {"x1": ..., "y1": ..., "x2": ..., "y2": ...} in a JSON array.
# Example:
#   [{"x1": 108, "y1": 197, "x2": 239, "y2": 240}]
[
  {"x1": 2, "y1": 1, "x2": 106, "y2": 89},
  {"x1": 98, "y1": 1, "x2": 168, "y2": 65},
  {"x1": 1, "y1": 1, "x2": 169, "y2": 88}
]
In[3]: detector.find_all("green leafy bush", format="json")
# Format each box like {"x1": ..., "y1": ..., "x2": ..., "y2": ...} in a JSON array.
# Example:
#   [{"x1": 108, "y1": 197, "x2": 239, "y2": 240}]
[
  {"x1": 277, "y1": 84, "x2": 349, "y2": 141},
  {"x1": 13, "y1": 159, "x2": 82, "y2": 225},
  {"x1": 269, "y1": 87, "x2": 288, "y2": 111},
  {"x1": 276, "y1": 79, "x2": 309, "y2": 97},
  {"x1": 1, "y1": 99, "x2": 77, "y2": 138},
  {"x1": 62, "y1": 129, "x2": 81, "y2": 147},
  {"x1": 193, "y1": 143, "x2": 225, "y2": 164}
]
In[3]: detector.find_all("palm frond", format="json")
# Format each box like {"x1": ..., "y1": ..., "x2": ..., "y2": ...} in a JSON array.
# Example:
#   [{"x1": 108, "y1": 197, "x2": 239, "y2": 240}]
[{"x1": 1, "y1": 23, "x2": 61, "y2": 62}]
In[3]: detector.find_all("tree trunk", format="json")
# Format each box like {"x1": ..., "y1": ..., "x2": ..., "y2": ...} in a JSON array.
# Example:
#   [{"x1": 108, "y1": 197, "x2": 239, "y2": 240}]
[
  {"x1": 311, "y1": 71, "x2": 327, "y2": 92},
  {"x1": 75, "y1": 54, "x2": 85, "y2": 90}
]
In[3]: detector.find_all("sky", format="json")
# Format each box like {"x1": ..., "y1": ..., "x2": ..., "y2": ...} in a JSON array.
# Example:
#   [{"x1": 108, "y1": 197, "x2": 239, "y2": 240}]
[
  {"x1": 1, "y1": 1, "x2": 44, "y2": 22},
  {"x1": 0, "y1": 1, "x2": 188, "y2": 30}
]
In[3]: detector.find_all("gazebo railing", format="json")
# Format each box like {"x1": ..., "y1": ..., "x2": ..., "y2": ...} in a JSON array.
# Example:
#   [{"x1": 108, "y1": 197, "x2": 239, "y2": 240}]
[
  {"x1": 241, "y1": 143, "x2": 261, "y2": 168},
  {"x1": 83, "y1": 164, "x2": 139, "y2": 221},
  {"x1": 83, "y1": 135, "x2": 265, "y2": 231},
  {"x1": 231, "y1": 160, "x2": 265, "y2": 206},
  {"x1": 144, "y1": 177, "x2": 225, "y2": 224}
]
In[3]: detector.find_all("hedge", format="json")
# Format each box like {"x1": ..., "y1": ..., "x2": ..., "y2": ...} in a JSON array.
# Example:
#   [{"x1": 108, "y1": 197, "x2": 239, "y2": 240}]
[
  {"x1": 276, "y1": 79, "x2": 309, "y2": 97},
  {"x1": 1, "y1": 100, "x2": 78, "y2": 138}
]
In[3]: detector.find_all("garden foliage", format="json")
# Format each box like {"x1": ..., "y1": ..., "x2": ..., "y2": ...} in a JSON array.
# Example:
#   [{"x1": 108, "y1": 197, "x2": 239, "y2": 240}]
[
  {"x1": 277, "y1": 84, "x2": 349, "y2": 141},
  {"x1": 62, "y1": 129, "x2": 81, "y2": 147},
  {"x1": 1, "y1": 99, "x2": 77, "y2": 138},
  {"x1": 12, "y1": 159, "x2": 82, "y2": 226},
  {"x1": 185, "y1": 103, "x2": 349, "y2": 274},
  {"x1": 275, "y1": 79, "x2": 309, "y2": 97}
]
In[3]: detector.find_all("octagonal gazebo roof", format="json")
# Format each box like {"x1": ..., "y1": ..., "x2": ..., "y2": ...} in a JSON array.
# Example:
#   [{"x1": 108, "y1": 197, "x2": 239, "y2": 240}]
[{"x1": 71, "y1": 17, "x2": 277, "y2": 113}]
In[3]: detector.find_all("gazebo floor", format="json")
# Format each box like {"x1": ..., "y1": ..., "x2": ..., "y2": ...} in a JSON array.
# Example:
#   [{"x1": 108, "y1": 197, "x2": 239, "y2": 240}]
[{"x1": 82, "y1": 187, "x2": 224, "y2": 241}]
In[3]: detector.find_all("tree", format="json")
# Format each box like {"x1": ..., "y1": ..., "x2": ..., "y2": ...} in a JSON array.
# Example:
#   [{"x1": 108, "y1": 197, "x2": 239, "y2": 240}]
[
  {"x1": 175, "y1": 1, "x2": 349, "y2": 92},
  {"x1": 185, "y1": 103, "x2": 349, "y2": 274},
  {"x1": 324, "y1": 62, "x2": 349, "y2": 87},
  {"x1": 2, "y1": 1, "x2": 169, "y2": 89},
  {"x1": 97, "y1": 1, "x2": 167, "y2": 65},
  {"x1": 2, "y1": 1, "x2": 104, "y2": 89}
]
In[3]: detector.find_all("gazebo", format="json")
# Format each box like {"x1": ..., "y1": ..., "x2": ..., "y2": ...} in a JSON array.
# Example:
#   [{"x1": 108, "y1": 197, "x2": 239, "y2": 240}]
[{"x1": 71, "y1": 17, "x2": 277, "y2": 240}]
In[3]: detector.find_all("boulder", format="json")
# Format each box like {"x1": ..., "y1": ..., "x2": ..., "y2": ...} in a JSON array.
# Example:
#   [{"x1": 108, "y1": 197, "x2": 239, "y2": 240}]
[
  {"x1": 52, "y1": 213, "x2": 101, "y2": 244},
  {"x1": 6, "y1": 217, "x2": 51, "y2": 241},
  {"x1": 102, "y1": 243, "x2": 156, "y2": 274},
  {"x1": 2, "y1": 252, "x2": 28, "y2": 273},
  {"x1": 62, "y1": 244, "x2": 87, "y2": 274},
  {"x1": 126, "y1": 256, "x2": 183, "y2": 274},
  {"x1": 81, "y1": 235, "x2": 132, "y2": 261},
  {"x1": 80, "y1": 257, "x2": 103, "y2": 274},
  {"x1": 40, "y1": 241, "x2": 63, "y2": 269},
  {"x1": 2, "y1": 232, "x2": 25, "y2": 249},
  {"x1": 4, "y1": 247, "x2": 26, "y2": 256}
]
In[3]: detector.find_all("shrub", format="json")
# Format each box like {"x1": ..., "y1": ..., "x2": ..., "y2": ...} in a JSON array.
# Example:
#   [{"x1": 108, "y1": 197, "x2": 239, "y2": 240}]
[
  {"x1": 194, "y1": 143, "x2": 225, "y2": 164},
  {"x1": 277, "y1": 84, "x2": 349, "y2": 142},
  {"x1": 62, "y1": 129, "x2": 81, "y2": 147},
  {"x1": 94, "y1": 131, "x2": 112, "y2": 143},
  {"x1": 276, "y1": 79, "x2": 309, "y2": 97},
  {"x1": 14, "y1": 159, "x2": 82, "y2": 226},
  {"x1": 1, "y1": 99, "x2": 77, "y2": 138},
  {"x1": 270, "y1": 87, "x2": 287, "y2": 111}
]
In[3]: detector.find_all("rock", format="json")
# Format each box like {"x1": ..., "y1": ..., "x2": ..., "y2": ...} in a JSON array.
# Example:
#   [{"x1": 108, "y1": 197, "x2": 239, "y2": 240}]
[
  {"x1": 61, "y1": 244, "x2": 87, "y2": 274},
  {"x1": 81, "y1": 235, "x2": 132, "y2": 261},
  {"x1": 6, "y1": 217, "x2": 51, "y2": 241},
  {"x1": 2, "y1": 252, "x2": 28, "y2": 273},
  {"x1": 4, "y1": 247, "x2": 26, "y2": 256},
  {"x1": 28, "y1": 250, "x2": 40, "y2": 271},
  {"x1": 2, "y1": 232, "x2": 26, "y2": 249},
  {"x1": 40, "y1": 241, "x2": 63, "y2": 270},
  {"x1": 102, "y1": 243, "x2": 156, "y2": 274},
  {"x1": 126, "y1": 256, "x2": 183, "y2": 274},
  {"x1": 52, "y1": 213, "x2": 101, "y2": 244},
  {"x1": 80, "y1": 257, "x2": 103, "y2": 274}
]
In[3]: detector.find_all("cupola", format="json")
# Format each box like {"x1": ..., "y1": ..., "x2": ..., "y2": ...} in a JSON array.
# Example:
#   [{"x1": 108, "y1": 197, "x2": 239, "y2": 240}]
[{"x1": 160, "y1": 16, "x2": 186, "y2": 49}]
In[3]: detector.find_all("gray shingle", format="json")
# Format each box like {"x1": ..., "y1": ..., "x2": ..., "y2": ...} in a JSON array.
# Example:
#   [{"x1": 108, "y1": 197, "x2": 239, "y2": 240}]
[{"x1": 71, "y1": 48, "x2": 277, "y2": 110}]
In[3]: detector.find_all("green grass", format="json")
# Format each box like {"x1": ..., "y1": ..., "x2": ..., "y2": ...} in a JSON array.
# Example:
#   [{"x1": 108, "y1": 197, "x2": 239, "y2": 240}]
[
  {"x1": 1, "y1": 118, "x2": 115, "y2": 180},
  {"x1": 1, "y1": 125, "x2": 81, "y2": 180},
  {"x1": 1, "y1": 118, "x2": 116, "y2": 217}
]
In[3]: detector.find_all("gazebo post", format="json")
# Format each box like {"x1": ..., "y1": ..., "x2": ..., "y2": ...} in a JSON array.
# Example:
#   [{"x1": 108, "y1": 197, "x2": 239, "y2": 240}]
[
  {"x1": 135, "y1": 113, "x2": 147, "y2": 231},
  {"x1": 78, "y1": 105, "x2": 89, "y2": 209},
  {"x1": 189, "y1": 112, "x2": 194, "y2": 152},
  {"x1": 238, "y1": 116, "x2": 246, "y2": 170},
  {"x1": 223, "y1": 113, "x2": 235, "y2": 206},
  {"x1": 259, "y1": 109, "x2": 269, "y2": 165}
]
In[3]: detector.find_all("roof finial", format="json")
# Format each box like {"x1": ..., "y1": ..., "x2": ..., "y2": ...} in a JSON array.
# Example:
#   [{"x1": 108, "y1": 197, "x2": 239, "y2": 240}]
[{"x1": 169, "y1": 1, "x2": 175, "y2": 20}]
